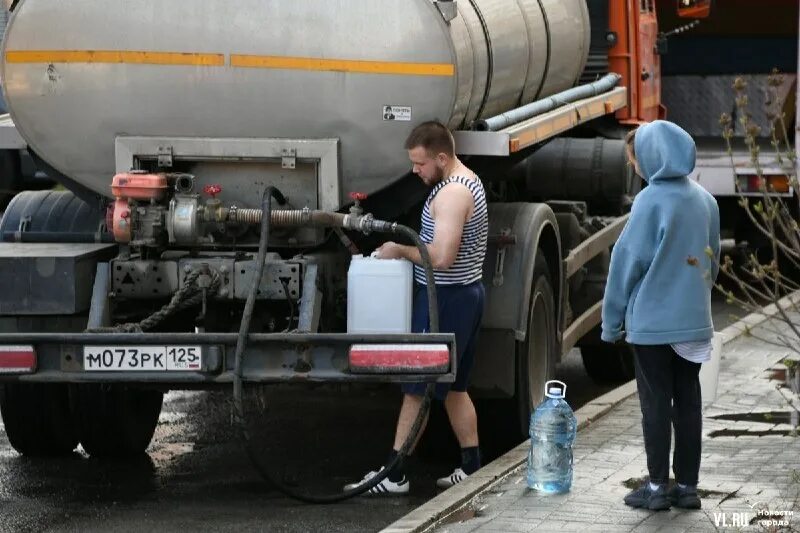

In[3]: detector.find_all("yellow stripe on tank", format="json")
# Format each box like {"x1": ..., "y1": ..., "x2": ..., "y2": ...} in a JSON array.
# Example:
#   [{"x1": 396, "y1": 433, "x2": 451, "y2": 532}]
[
  {"x1": 5, "y1": 50, "x2": 455, "y2": 77},
  {"x1": 230, "y1": 54, "x2": 454, "y2": 77},
  {"x1": 6, "y1": 50, "x2": 225, "y2": 66}
]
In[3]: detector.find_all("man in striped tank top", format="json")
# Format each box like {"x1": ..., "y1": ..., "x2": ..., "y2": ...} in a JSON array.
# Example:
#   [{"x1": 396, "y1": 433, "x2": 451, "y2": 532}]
[{"x1": 344, "y1": 121, "x2": 488, "y2": 495}]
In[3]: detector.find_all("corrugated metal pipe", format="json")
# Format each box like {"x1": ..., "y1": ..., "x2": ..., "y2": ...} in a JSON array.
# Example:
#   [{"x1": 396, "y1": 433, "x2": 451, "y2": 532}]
[
  {"x1": 474, "y1": 73, "x2": 622, "y2": 132},
  {"x1": 230, "y1": 207, "x2": 345, "y2": 228},
  {"x1": 230, "y1": 207, "x2": 396, "y2": 236}
]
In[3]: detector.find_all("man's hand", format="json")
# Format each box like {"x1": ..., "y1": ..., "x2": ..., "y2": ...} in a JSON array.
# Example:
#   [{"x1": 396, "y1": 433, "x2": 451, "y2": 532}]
[{"x1": 374, "y1": 241, "x2": 405, "y2": 260}]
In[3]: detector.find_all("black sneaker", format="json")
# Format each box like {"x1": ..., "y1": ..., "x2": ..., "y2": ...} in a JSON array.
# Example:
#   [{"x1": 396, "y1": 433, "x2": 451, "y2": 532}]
[
  {"x1": 624, "y1": 483, "x2": 671, "y2": 511},
  {"x1": 668, "y1": 484, "x2": 701, "y2": 509}
]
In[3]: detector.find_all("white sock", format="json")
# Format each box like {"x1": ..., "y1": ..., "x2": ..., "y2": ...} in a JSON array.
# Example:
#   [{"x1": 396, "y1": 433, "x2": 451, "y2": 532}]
[
  {"x1": 678, "y1": 483, "x2": 690, "y2": 489},
  {"x1": 649, "y1": 482, "x2": 662, "y2": 491}
]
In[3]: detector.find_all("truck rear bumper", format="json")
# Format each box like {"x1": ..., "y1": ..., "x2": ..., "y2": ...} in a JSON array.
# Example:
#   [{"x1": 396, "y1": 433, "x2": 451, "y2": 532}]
[{"x1": 0, "y1": 332, "x2": 456, "y2": 385}]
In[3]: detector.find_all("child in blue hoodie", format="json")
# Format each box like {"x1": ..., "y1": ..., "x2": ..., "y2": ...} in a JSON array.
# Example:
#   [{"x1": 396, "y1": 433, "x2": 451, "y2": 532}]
[{"x1": 601, "y1": 120, "x2": 720, "y2": 511}]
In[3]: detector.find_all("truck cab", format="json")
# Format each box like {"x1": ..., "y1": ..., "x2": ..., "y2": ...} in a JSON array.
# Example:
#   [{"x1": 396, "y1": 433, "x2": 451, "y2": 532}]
[{"x1": 656, "y1": 0, "x2": 799, "y2": 254}]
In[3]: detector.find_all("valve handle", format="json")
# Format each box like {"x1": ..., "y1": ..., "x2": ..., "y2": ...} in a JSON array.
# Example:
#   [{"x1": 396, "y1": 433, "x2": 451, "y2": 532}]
[
  {"x1": 203, "y1": 184, "x2": 223, "y2": 198},
  {"x1": 349, "y1": 192, "x2": 368, "y2": 202}
]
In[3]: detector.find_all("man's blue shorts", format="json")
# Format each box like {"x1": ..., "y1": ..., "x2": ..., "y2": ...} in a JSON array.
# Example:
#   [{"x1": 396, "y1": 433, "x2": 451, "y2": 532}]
[{"x1": 401, "y1": 281, "x2": 485, "y2": 401}]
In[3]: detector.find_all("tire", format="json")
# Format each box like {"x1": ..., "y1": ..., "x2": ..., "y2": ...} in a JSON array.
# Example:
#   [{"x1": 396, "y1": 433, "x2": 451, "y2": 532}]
[
  {"x1": 579, "y1": 328, "x2": 635, "y2": 383},
  {"x1": 0, "y1": 383, "x2": 79, "y2": 456},
  {"x1": 512, "y1": 254, "x2": 558, "y2": 438},
  {"x1": 71, "y1": 385, "x2": 164, "y2": 458},
  {"x1": 481, "y1": 253, "x2": 557, "y2": 451},
  {"x1": 0, "y1": 190, "x2": 105, "y2": 242}
]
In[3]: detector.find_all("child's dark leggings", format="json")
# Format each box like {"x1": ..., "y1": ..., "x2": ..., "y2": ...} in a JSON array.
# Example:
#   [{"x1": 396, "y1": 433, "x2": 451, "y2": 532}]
[{"x1": 632, "y1": 344, "x2": 703, "y2": 486}]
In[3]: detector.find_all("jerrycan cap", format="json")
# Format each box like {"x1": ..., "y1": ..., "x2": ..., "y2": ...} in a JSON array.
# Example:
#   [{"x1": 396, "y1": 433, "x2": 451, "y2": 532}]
[{"x1": 544, "y1": 380, "x2": 566, "y2": 399}]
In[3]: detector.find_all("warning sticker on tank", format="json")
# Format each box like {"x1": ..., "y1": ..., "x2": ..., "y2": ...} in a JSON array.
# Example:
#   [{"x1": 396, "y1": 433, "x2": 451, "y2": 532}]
[{"x1": 382, "y1": 105, "x2": 412, "y2": 121}]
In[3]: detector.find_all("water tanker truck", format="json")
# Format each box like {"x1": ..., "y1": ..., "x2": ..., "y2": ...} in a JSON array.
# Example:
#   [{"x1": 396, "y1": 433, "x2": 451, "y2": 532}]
[{"x1": 0, "y1": 0, "x2": 710, "y2": 463}]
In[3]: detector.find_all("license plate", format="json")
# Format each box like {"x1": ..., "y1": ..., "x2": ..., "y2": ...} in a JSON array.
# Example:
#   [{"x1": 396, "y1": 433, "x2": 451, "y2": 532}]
[{"x1": 83, "y1": 346, "x2": 202, "y2": 372}]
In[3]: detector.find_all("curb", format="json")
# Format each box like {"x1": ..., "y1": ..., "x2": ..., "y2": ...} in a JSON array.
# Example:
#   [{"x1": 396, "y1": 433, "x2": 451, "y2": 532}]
[{"x1": 381, "y1": 291, "x2": 800, "y2": 533}]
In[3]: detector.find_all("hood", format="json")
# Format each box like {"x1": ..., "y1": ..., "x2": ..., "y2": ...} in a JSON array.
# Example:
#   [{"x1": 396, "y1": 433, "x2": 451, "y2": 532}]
[{"x1": 633, "y1": 120, "x2": 696, "y2": 182}]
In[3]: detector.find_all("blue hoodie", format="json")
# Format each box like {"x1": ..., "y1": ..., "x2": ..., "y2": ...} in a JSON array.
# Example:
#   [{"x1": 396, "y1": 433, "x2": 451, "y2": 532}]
[{"x1": 601, "y1": 120, "x2": 721, "y2": 345}]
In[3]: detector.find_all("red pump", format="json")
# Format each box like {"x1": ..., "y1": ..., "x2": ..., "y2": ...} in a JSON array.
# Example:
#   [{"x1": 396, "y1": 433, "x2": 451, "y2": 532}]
[{"x1": 110, "y1": 172, "x2": 168, "y2": 243}]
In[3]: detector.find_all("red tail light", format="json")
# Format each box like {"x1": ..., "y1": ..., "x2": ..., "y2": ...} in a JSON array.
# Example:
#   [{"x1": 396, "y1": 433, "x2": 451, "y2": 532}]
[
  {"x1": 349, "y1": 344, "x2": 449, "y2": 374},
  {"x1": 0, "y1": 345, "x2": 37, "y2": 374},
  {"x1": 737, "y1": 174, "x2": 792, "y2": 194}
]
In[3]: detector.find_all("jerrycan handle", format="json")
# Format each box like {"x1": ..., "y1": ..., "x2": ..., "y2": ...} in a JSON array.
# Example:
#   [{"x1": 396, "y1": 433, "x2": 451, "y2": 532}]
[{"x1": 544, "y1": 380, "x2": 566, "y2": 399}]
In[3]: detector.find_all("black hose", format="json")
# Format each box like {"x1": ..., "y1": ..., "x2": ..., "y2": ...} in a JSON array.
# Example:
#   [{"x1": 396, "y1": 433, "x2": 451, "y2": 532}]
[{"x1": 231, "y1": 188, "x2": 438, "y2": 504}]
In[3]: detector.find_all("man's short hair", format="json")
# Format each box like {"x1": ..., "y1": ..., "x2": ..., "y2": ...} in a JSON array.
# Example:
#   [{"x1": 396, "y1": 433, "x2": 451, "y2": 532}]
[{"x1": 404, "y1": 121, "x2": 455, "y2": 157}]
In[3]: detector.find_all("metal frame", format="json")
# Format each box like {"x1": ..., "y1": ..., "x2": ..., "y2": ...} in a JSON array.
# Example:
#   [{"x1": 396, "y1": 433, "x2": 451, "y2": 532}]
[
  {"x1": 560, "y1": 214, "x2": 630, "y2": 355},
  {"x1": 115, "y1": 136, "x2": 341, "y2": 212},
  {"x1": 453, "y1": 87, "x2": 628, "y2": 156},
  {"x1": 564, "y1": 215, "x2": 629, "y2": 279},
  {"x1": 0, "y1": 332, "x2": 456, "y2": 385},
  {"x1": 297, "y1": 263, "x2": 322, "y2": 333}
]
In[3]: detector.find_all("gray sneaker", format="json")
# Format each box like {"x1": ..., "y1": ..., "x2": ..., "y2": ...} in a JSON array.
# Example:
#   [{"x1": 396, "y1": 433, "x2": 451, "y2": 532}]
[
  {"x1": 668, "y1": 484, "x2": 701, "y2": 509},
  {"x1": 624, "y1": 483, "x2": 671, "y2": 511}
]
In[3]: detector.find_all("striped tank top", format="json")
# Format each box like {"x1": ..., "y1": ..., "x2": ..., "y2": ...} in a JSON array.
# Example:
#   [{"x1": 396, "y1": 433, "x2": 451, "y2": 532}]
[{"x1": 414, "y1": 176, "x2": 489, "y2": 285}]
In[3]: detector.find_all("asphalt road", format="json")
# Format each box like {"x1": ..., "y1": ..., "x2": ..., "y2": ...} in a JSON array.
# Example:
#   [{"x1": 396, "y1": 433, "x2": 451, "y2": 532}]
[{"x1": 0, "y1": 295, "x2": 739, "y2": 533}]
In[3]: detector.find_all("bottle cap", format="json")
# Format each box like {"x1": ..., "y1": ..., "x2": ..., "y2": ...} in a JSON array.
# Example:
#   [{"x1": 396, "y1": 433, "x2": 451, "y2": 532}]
[{"x1": 544, "y1": 380, "x2": 566, "y2": 399}]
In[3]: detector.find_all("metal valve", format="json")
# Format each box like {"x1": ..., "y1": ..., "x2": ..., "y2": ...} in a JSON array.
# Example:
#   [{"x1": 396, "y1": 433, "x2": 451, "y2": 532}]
[
  {"x1": 349, "y1": 192, "x2": 367, "y2": 217},
  {"x1": 203, "y1": 184, "x2": 223, "y2": 198}
]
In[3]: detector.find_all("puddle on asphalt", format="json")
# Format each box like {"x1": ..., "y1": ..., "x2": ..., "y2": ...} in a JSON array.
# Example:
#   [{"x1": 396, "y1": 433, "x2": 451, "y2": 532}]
[
  {"x1": 622, "y1": 477, "x2": 728, "y2": 498},
  {"x1": 711, "y1": 411, "x2": 797, "y2": 425},
  {"x1": 708, "y1": 428, "x2": 797, "y2": 437},
  {"x1": 715, "y1": 361, "x2": 800, "y2": 438},
  {"x1": 708, "y1": 410, "x2": 799, "y2": 438}
]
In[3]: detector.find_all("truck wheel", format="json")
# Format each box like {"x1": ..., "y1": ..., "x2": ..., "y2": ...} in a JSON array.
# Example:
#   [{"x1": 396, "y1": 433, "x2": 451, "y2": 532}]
[
  {"x1": 0, "y1": 189, "x2": 105, "y2": 241},
  {"x1": 0, "y1": 383, "x2": 79, "y2": 456},
  {"x1": 580, "y1": 334, "x2": 635, "y2": 383},
  {"x1": 478, "y1": 252, "x2": 557, "y2": 448},
  {"x1": 71, "y1": 385, "x2": 163, "y2": 458},
  {"x1": 512, "y1": 254, "x2": 558, "y2": 439},
  {"x1": 481, "y1": 253, "x2": 558, "y2": 452}
]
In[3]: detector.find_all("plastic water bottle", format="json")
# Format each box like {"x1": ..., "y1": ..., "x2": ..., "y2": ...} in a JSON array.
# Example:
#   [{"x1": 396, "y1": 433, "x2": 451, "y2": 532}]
[{"x1": 527, "y1": 380, "x2": 577, "y2": 493}]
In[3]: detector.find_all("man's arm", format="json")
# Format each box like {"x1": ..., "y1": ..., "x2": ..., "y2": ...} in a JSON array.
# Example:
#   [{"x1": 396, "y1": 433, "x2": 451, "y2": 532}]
[{"x1": 376, "y1": 184, "x2": 472, "y2": 269}]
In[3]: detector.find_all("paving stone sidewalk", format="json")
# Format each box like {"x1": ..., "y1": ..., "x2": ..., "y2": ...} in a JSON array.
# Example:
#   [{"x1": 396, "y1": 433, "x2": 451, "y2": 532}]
[{"x1": 429, "y1": 321, "x2": 800, "y2": 533}]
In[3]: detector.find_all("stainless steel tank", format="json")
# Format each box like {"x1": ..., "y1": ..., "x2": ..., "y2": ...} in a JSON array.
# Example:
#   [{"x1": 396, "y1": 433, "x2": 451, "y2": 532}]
[{"x1": 1, "y1": 0, "x2": 589, "y2": 207}]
